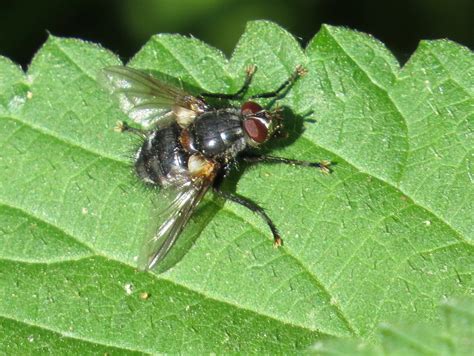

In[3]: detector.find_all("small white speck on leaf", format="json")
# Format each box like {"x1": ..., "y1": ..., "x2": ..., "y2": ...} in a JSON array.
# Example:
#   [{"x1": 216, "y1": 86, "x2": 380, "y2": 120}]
[{"x1": 124, "y1": 283, "x2": 134, "y2": 295}]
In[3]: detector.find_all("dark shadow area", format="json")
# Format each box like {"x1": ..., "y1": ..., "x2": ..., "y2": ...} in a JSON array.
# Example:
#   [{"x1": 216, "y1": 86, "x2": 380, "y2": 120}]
[{"x1": 151, "y1": 199, "x2": 224, "y2": 274}]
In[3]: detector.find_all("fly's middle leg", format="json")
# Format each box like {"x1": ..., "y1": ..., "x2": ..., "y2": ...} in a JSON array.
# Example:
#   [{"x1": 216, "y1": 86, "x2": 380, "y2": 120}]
[
  {"x1": 242, "y1": 154, "x2": 332, "y2": 174},
  {"x1": 212, "y1": 187, "x2": 283, "y2": 247}
]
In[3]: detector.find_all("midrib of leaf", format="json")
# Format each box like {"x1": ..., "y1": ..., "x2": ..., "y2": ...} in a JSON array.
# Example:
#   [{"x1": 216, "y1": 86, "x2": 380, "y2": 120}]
[{"x1": 1, "y1": 101, "x2": 426, "y2": 338}]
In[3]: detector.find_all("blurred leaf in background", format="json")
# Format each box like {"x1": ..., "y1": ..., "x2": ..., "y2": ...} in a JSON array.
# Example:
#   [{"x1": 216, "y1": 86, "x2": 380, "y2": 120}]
[
  {"x1": 0, "y1": 0, "x2": 472, "y2": 67},
  {"x1": 311, "y1": 298, "x2": 474, "y2": 355}
]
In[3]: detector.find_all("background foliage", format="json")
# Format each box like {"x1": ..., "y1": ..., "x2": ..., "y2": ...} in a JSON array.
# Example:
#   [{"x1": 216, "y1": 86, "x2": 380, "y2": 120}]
[{"x1": 1, "y1": 0, "x2": 473, "y2": 67}]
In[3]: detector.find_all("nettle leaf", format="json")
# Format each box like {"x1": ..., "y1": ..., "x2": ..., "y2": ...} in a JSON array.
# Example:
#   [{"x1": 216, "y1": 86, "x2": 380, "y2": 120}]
[
  {"x1": 311, "y1": 298, "x2": 474, "y2": 355},
  {"x1": 0, "y1": 21, "x2": 472, "y2": 354}
]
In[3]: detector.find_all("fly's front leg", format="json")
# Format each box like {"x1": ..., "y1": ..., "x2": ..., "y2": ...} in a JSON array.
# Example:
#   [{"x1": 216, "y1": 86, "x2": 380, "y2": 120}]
[
  {"x1": 250, "y1": 65, "x2": 307, "y2": 99},
  {"x1": 201, "y1": 65, "x2": 256, "y2": 100},
  {"x1": 242, "y1": 154, "x2": 332, "y2": 174},
  {"x1": 114, "y1": 121, "x2": 147, "y2": 139},
  {"x1": 213, "y1": 187, "x2": 283, "y2": 247}
]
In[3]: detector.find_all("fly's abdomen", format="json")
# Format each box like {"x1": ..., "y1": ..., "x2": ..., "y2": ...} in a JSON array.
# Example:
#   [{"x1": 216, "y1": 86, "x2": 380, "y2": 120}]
[
  {"x1": 190, "y1": 110, "x2": 246, "y2": 158},
  {"x1": 135, "y1": 123, "x2": 188, "y2": 186}
]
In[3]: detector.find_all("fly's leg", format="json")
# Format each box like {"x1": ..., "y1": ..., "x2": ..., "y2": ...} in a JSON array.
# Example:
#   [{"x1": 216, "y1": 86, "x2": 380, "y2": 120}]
[
  {"x1": 213, "y1": 187, "x2": 283, "y2": 247},
  {"x1": 114, "y1": 121, "x2": 147, "y2": 139},
  {"x1": 201, "y1": 64, "x2": 305, "y2": 101},
  {"x1": 250, "y1": 65, "x2": 307, "y2": 99},
  {"x1": 242, "y1": 154, "x2": 332, "y2": 174},
  {"x1": 201, "y1": 65, "x2": 256, "y2": 100}
]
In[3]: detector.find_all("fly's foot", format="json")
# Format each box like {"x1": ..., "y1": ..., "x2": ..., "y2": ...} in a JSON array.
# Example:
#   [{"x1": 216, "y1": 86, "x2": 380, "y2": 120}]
[
  {"x1": 310, "y1": 160, "x2": 332, "y2": 175},
  {"x1": 114, "y1": 120, "x2": 147, "y2": 138},
  {"x1": 273, "y1": 235, "x2": 283, "y2": 247},
  {"x1": 246, "y1": 64, "x2": 257, "y2": 77},
  {"x1": 114, "y1": 120, "x2": 128, "y2": 133},
  {"x1": 295, "y1": 65, "x2": 308, "y2": 77}
]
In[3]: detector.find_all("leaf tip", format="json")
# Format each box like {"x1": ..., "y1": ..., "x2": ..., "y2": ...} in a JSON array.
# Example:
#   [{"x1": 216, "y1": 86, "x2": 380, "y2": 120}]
[
  {"x1": 45, "y1": 32, "x2": 61, "y2": 44},
  {"x1": 244, "y1": 19, "x2": 292, "y2": 37}
]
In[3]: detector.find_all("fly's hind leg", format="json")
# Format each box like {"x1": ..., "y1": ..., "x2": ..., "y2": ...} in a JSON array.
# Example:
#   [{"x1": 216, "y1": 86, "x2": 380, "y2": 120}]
[
  {"x1": 213, "y1": 187, "x2": 283, "y2": 247},
  {"x1": 242, "y1": 154, "x2": 332, "y2": 174},
  {"x1": 201, "y1": 65, "x2": 256, "y2": 100},
  {"x1": 114, "y1": 121, "x2": 147, "y2": 139}
]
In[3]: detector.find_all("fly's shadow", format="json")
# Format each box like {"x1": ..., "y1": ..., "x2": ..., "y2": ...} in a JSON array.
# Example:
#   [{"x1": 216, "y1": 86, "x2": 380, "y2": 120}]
[{"x1": 145, "y1": 194, "x2": 222, "y2": 274}]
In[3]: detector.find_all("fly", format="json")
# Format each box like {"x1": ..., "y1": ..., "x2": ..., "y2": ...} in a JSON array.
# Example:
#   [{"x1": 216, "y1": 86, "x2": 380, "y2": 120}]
[{"x1": 101, "y1": 65, "x2": 331, "y2": 270}]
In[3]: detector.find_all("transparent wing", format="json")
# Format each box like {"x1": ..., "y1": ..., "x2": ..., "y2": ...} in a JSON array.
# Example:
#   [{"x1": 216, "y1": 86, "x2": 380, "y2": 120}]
[
  {"x1": 138, "y1": 179, "x2": 211, "y2": 271},
  {"x1": 101, "y1": 66, "x2": 204, "y2": 129}
]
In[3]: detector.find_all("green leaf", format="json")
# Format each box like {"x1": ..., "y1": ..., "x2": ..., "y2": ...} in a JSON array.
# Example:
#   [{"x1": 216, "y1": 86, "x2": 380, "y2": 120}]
[
  {"x1": 310, "y1": 298, "x2": 474, "y2": 355},
  {"x1": 0, "y1": 21, "x2": 472, "y2": 353}
]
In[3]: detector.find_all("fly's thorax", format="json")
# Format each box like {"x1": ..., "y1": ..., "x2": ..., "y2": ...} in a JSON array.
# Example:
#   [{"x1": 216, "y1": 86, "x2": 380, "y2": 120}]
[{"x1": 188, "y1": 109, "x2": 247, "y2": 159}]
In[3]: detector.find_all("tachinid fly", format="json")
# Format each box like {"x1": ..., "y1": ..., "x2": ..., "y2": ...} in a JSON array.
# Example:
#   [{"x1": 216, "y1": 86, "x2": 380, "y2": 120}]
[{"x1": 101, "y1": 65, "x2": 331, "y2": 270}]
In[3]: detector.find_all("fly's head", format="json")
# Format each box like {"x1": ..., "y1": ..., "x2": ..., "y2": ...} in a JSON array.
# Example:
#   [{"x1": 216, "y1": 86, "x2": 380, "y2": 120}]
[{"x1": 240, "y1": 101, "x2": 282, "y2": 147}]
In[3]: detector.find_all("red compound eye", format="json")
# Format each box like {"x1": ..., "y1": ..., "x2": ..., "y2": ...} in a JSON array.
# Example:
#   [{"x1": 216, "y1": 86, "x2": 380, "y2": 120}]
[
  {"x1": 243, "y1": 117, "x2": 268, "y2": 143},
  {"x1": 241, "y1": 101, "x2": 263, "y2": 115}
]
